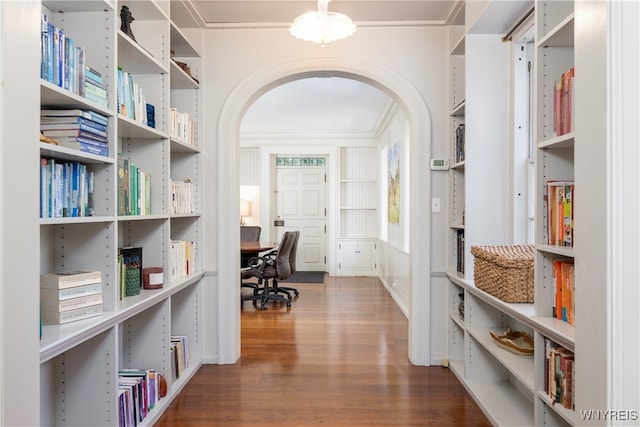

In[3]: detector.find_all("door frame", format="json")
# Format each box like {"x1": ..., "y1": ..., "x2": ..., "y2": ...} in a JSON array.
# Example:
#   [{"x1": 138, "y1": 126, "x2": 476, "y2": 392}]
[{"x1": 257, "y1": 147, "x2": 338, "y2": 272}]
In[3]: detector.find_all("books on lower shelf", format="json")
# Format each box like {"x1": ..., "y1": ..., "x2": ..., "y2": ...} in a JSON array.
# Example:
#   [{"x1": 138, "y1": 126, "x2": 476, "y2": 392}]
[
  {"x1": 117, "y1": 158, "x2": 151, "y2": 216},
  {"x1": 40, "y1": 270, "x2": 103, "y2": 325},
  {"x1": 553, "y1": 259, "x2": 575, "y2": 325},
  {"x1": 544, "y1": 339, "x2": 574, "y2": 410},
  {"x1": 118, "y1": 368, "x2": 161, "y2": 427},
  {"x1": 117, "y1": 67, "x2": 154, "y2": 128},
  {"x1": 546, "y1": 181, "x2": 574, "y2": 246},
  {"x1": 41, "y1": 108, "x2": 110, "y2": 157},
  {"x1": 455, "y1": 123, "x2": 465, "y2": 163},
  {"x1": 170, "y1": 335, "x2": 189, "y2": 382},
  {"x1": 40, "y1": 158, "x2": 96, "y2": 218},
  {"x1": 456, "y1": 229, "x2": 465, "y2": 274},
  {"x1": 170, "y1": 240, "x2": 195, "y2": 282},
  {"x1": 170, "y1": 179, "x2": 194, "y2": 214},
  {"x1": 169, "y1": 108, "x2": 195, "y2": 146},
  {"x1": 553, "y1": 67, "x2": 575, "y2": 137},
  {"x1": 118, "y1": 247, "x2": 143, "y2": 299}
]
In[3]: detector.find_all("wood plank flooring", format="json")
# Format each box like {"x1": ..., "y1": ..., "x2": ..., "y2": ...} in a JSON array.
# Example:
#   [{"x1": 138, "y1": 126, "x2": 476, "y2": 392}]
[{"x1": 155, "y1": 276, "x2": 491, "y2": 426}]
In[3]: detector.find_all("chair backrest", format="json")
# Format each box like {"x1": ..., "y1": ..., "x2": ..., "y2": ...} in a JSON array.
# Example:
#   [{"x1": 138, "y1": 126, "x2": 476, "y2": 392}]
[
  {"x1": 289, "y1": 230, "x2": 300, "y2": 274},
  {"x1": 241, "y1": 226, "x2": 261, "y2": 242},
  {"x1": 274, "y1": 231, "x2": 295, "y2": 280}
]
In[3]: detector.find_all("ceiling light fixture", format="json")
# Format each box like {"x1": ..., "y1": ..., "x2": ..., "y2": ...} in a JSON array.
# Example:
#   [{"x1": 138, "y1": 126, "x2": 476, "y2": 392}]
[{"x1": 290, "y1": 0, "x2": 356, "y2": 47}]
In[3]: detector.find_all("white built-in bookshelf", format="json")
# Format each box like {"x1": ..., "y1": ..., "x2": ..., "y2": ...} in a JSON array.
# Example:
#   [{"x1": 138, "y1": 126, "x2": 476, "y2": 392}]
[
  {"x1": 445, "y1": 1, "x2": 565, "y2": 426},
  {"x1": 35, "y1": 0, "x2": 204, "y2": 425},
  {"x1": 445, "y1": 1, "x2": 617, "y2": 425},
  {"x1": 337, "y1": 146, "x2": 378, "y2": 275}
]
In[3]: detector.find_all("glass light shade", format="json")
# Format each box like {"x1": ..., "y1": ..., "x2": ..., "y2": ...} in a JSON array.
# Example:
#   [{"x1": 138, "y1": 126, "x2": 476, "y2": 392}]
[{"x1": 290, "y1": 8, "x2": 356, "y2": 46}]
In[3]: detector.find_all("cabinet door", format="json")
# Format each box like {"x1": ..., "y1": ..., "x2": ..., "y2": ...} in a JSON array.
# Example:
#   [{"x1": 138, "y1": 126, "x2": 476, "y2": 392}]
[{"x1": 338, "y1": 240, "x2": 377, "y2": 275}]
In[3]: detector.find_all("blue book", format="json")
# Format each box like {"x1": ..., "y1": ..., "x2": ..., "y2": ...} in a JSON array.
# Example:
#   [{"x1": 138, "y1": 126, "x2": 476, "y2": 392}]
[
  {"x1": 40, "y1": 109, "x2": 108, "y2": 126},
  {"x1": 56, "y1": 140, "x2": 109, "y2": 157},
  {"x1": 84, "y1": 66, "x2": 104, "y2": 86}
]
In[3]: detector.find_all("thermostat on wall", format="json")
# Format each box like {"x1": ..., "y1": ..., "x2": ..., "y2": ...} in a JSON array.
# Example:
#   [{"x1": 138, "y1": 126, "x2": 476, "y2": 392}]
[{"x1": 430, "y1": 158, "x2": 450, "y2": 170}]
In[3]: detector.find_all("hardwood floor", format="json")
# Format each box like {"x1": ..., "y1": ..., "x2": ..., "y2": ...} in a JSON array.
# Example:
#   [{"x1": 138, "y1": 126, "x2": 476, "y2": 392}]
[{"x1": 155, "y1": 276, "x2": 491, "y2": 426}]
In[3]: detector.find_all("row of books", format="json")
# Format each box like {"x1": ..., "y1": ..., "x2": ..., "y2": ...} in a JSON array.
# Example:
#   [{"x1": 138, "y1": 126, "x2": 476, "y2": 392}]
[
  {"x1": 553, "y1": 259, "x2": 574, "y2": 325},
  {"x1": 118, "y1": 368, "x2": 163, "y2": 427},
  {"x1": 456, "y1": 229, "x2": 465, "y2": 274},
  {"x1": 554, "y1": 67, "x2": 575, "y2": 137},
  {"x1": 169, "y1": 108, "x2": 196, "y2": 146},
  {"x1": 117, "y1": 68, "x2": 155, "y2": 128},
  {"x1": 40, "y1": 158, "x2": 95, "y2": 218},
  {"x1": 40, "y1": 15, "x2": 107, "y2": 108},
  {"x1": 546, "y1": 181, "x2": 574, "y2": 247},
  {"x1": 40, "y1": 270, "x2": 103, "y2": 325},
  {"x1": 454, "y1": 123, "x2": 465, "y2": 163},
  {"x1": 40, "y1": 14, "x2": 85, "y2": 95},
  {"x1": 118, "y1": 247, "x2": 143, "y2": 299},
  {"x1": 170, "y1": 336, "x2": 190, "y2": 382},
  {"x1": 41, "y1": 108, "x2": 109, "y2": 157},
  {"x1": 544, "y1": 339, "x2": 574, "y2": 410},
  {"x1": 170, "y1": 179, "x2": 194, "y2": 215},
  {"x1": 170, "y1": 240, "x2": 196, "y2": 282},
  {"x1": 117, "y1": 158, "x2": 152, "y2": 216}
]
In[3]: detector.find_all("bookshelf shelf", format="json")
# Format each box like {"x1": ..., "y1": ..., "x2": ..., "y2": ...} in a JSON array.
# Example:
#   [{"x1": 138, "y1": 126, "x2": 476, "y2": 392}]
[
  {"x1": 450, "y1": 100, "x2": 466, "y2": 116},
  {"x1": 170, "y1": 61, "x2": 200, "y2": 89},
  {"x1": 40, "y1": 81, "x2": 114, "y2": 114},
  {"x1": 537, "y1": 13, "x2": 574, "y2": 48}
]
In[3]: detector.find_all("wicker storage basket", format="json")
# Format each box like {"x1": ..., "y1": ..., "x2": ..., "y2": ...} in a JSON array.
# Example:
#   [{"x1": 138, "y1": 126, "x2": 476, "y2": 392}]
[{"x1": 470, "y1": 245, "x2": 534, "y2": 303}]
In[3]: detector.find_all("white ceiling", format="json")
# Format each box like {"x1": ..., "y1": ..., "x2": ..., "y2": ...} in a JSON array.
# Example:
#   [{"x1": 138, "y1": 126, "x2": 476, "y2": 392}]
[
  {"x1": 186, "y1": 1, "x2": 461, "y2": 135},
  {"x1": 240, "y1": 77, "x2": 393, "y2": 135}
]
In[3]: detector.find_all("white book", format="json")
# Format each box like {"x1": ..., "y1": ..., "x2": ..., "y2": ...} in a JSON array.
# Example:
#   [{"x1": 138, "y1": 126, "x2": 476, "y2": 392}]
[
  {"x1": 40, "y1": 282, "x2": 102, "y2": 300},
  {"x1": 40, "y1": 270, "x2": 102, "y2": 289},
  {"x1": 40, "y1": 292, "x2": 102, "y2": 312},
  {"x1": 41, "y1": 303, "x2": 102, "y2": 324}
]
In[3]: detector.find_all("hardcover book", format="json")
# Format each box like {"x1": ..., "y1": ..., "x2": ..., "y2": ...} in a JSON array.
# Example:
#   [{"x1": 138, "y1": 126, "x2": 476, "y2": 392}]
[
  {"x1": 41, "y1": 303, "x2": 103, "y2": 324},
  {"x1": 40, "y1": 292, "x2": 103, "y2": 312},
  {"x1": 40, "y1": 270, "x2": 102, "y2": 289},
  {"x1": 40, "y1": 282, "x2": 102, "y2": 300},
  {"x1": 119, "y1": 247, "x2": 143, "y2": 297}
]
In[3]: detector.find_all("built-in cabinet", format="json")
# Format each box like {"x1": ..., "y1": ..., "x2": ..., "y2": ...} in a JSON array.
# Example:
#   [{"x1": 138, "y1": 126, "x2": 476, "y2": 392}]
[
  {"x1": 337, "y1": 147, "x2": 378, "y2": 275},
  {"x1": 36, "y1": 0, "x2": 204, "y2": 424},
  {"x1": 446, "y1": 1, "x2": 614, "y2": 425}
]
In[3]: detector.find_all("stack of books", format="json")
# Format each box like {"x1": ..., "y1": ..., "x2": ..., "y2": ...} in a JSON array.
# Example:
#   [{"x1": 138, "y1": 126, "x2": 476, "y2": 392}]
[
  {"x1": 40, "y1": 270, "x2": 103, "y2": 324},
  {"x1": 84, "y1": 66, "x2": 108, "y2": 106},
  {"x1": 40, "y1": 108, "x2": 109, "y2": 157}
]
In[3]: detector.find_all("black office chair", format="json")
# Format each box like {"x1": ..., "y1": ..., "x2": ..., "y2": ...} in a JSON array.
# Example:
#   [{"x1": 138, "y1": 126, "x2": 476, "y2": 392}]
[
  {"x1": 240, "y1": 226, "x2": 262, "y2": 294},
  {"x1": 240, "y1": 226, "x2": 261, "y2": 267},
  {"x1": 272, "y1": 230, "x2": 300, "y2": 300},
  {"x1": 241, "y1": 231, "x2": 296, "y2": 310}
]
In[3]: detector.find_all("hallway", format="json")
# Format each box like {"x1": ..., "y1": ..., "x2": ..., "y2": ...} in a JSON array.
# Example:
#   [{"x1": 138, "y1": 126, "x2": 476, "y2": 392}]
[{"x1": 155, "y1": 276, "x2": 491, "y2": 426}]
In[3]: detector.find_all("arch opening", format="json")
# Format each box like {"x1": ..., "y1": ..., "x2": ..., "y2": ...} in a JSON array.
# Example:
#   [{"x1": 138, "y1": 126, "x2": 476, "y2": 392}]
[{"x1": 214, "y1": 57, "x2": 433, "y2": 366}]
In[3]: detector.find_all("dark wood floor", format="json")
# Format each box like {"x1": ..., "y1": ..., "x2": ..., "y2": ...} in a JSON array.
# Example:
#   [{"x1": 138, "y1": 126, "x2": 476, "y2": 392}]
[{"x1": 155, "y1": 276, "x2": 491, "y2": 426}]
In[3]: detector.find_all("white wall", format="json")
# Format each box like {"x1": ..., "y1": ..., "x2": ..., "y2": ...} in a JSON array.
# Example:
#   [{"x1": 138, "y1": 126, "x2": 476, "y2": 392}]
[{"x1": 201, "y1": 25, "x2": 449, "y2": 364}]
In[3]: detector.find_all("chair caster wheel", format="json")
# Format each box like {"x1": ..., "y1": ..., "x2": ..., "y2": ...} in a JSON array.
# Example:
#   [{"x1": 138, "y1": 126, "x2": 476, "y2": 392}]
[{"x1": 286, "y1": 301, "x2": 291, "y2": 308}]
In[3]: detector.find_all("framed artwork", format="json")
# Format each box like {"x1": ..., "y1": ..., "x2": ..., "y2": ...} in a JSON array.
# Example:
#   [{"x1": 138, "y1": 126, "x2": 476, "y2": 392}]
[{"x1": 388, "y1": 142, "x2": 400, "y2": 223}]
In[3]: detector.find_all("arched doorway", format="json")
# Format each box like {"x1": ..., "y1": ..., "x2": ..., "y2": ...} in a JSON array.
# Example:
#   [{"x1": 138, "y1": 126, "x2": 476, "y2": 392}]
[{"x1": 215, "y1": 57, "x2": 433, "y2": 366}]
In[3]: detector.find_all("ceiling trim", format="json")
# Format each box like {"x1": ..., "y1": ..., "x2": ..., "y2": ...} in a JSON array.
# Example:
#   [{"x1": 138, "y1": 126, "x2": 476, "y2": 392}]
[
  {"x1": 374, "y1": 98, "x2": 400, "y2": 139},
  {"x1": 201, "y1": 19, "x2": 449, "y2": 29}
]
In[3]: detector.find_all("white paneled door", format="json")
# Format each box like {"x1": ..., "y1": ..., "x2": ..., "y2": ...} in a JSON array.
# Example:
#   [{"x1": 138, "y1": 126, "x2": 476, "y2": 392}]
[{"x1": 275, "y1": 165, "x2": 327, "y2": 271}]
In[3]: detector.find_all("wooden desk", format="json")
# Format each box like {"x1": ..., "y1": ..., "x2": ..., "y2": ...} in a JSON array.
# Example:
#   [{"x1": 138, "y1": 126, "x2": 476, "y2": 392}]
[{"x1": 240, "y1": 241, "x2": 278, "y2": 253}]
